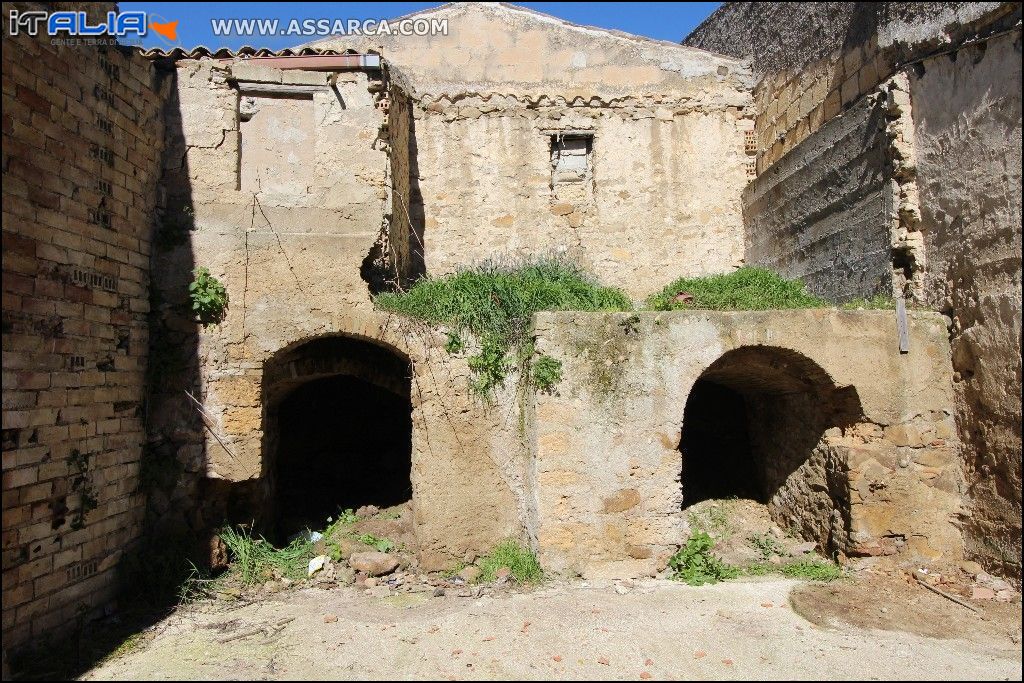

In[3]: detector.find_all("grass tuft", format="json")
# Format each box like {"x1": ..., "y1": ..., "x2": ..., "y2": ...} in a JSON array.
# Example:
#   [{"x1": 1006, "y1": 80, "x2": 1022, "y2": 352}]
[
  {"x1": 477, "y1": 540, "x2": 544, "y2": 583},
  {"x1": 780, "y1": 558, "x2": 844, "y2": 581},
  {"x1": 839, "y1": 294, "x2": 896, "y2": 310},
  {"x1": 374, "y1": 256, "x2": 631, "y2": 397},
  {"x1": 647, "y1": 267, "x2": 827, "y2": 311},
  {"x1": 219, "y1": 526, "x2": 314, "y2": 585}
]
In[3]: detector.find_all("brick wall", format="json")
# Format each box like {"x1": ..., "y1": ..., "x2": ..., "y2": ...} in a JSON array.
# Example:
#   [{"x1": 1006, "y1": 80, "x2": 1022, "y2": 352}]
[{"x1": 1, "y1": 13, "x2": 167, "y2": 649}]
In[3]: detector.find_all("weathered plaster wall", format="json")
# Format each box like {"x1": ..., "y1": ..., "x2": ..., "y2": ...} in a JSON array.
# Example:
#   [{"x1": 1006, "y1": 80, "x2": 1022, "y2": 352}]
[
  {"x1": 318, "y1": 2, "x2": 753, "y2": 97},
  {"x1": 909, "y1": 30, "x2": 1023, "y2": 579},
  {"x1": 147, "y1": 59, "x2": 525, "y2": 571},
  {"x1": 530, "y1": 310, "x2": 963, "y2": 578},
  {"x1": 411, "y1": 92, "x2": 752, "y2": 299},
  {"x1": 314, "y1": 2, "x2": 756, "y2": 297},
  {"x1": 2, "y1": 24, "x2": 166, "y2": 649}
]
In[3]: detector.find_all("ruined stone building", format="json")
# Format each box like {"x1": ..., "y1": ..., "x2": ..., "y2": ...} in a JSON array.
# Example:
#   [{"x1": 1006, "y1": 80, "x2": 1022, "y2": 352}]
[{"x1": 2, "y1": 1, "x2": 1021, "y2": 652}]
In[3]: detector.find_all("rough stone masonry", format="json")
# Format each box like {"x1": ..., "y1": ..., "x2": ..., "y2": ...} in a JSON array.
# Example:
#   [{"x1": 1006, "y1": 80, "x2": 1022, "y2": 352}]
[{"x1": 2, "y1": 0, "x2": 1021, "y2": 656}]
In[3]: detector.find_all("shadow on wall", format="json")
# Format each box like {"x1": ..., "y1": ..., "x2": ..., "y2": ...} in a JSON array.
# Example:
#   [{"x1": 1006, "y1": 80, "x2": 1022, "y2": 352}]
[
  {"x1": 119, "y1": 59, "x2": 222, "y2": 607},
  {"x1": 680, "y1": 346, "x2": 865, "y2": 553},
  {"x1": 362, "y1": 82, "x2": 425, "y2": 294}
]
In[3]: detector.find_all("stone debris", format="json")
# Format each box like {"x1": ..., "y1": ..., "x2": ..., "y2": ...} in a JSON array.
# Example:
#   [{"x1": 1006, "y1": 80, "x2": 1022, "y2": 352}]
[
  {"x1": 349, "y1": 552, "x2": 400, "y2": 577},
  {"x1": 458, "y1": 566, "x2": 482, "y2": 583}
]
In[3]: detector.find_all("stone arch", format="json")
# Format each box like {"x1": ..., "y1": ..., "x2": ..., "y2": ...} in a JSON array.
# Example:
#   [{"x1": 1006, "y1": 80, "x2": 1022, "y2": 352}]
[
  {"x1": 679, "y1": 345, "x2": 865, "y2": 554},
  {"x1": 259, "y1": 323, "x2": 415, "y2": 541}
]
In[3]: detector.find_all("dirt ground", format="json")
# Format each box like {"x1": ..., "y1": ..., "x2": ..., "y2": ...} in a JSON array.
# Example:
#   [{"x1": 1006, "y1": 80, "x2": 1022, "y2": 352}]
[{"x1": 77, "y1": 572, "x2": 1021, "y2": 681}]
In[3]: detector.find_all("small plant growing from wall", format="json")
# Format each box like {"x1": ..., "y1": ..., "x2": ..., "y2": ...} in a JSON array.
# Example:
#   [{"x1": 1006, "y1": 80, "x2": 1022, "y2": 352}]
[
  {"x1": 189, "y1": 267, "x2": 229, "y2": 326},
  {"x1": 67, "y1": 449, "x2": 99, "y2": 530},
  {"x1": 531, "y1": 354, "x2": 563, "y2": 394}
]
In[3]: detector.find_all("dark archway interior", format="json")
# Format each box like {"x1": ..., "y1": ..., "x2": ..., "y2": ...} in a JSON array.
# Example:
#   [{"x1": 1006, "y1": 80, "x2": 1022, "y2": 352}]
[
  {"x1": 680, "y1": 379, "x2": 760, "y2": 505},
  {"x1": 274, "y1": 374, "x2": 411, "y2": 540},
  {"x1": 679, "y1": 347, "x2": 862, "y2": 527}
]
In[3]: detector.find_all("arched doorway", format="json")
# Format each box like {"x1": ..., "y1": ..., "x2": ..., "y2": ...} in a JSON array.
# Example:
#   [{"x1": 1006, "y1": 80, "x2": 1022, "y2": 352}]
[
  {"x1": 261, "y1": 335, "x2": 412, "y2": 541},
  {"x1": 679, "y1": 346, "x2": 863, "y2": 551}
]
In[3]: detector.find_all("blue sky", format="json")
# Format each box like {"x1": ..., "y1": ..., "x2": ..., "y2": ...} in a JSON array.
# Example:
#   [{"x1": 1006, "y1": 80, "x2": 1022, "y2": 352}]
[{"x1": 120, "y1": 2, "x2": 720, "y2": 50}]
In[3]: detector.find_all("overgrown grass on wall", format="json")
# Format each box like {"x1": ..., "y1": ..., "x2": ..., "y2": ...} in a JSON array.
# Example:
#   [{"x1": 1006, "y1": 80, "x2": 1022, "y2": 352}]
[
  {"x1": 647, "y1": 267, "x2": 829, "y2": 311},
  {"x1": 374, "y1": 257, "x2": 631, "y2": 396}
]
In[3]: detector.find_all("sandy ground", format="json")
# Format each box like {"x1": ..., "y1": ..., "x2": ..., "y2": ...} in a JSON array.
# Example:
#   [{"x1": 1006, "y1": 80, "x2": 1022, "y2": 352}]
[{"x1": 81, "y1": 576, "x2": 1022, "y2": 681}]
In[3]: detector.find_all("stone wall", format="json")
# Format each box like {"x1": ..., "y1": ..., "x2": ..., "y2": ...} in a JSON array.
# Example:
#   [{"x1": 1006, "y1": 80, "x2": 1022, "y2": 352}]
[
  {"x1": 320, "y1": 2, "x2": 754, "y2": 97},
  {"x1": 314, "y1": 2, "x2": 756, "y2": 298},
  {"x1": 909, "y1": 30, "x2": 1023, "y2": 579},
  {"x1": 410, "y1": 89, "x2": 752, "y2": 299},
  {"x1": 684, "y1": 2, "x2": 1016, "y2": 173},
  {"x1": 146, "y1": 58, "x2": 526, "y2": 572},
  {"x1": 689, "y1": 2, "x2": 1023, "y2": 581},
  {"x1": 741, "y1": 89, "x2": 895, "y2": 300},
  {"x1": 1, "y1": 23, "x2": 167, "y2": 649},
  {"x1": 530, "y1": 310, "x2": 963, "y2": 578}
]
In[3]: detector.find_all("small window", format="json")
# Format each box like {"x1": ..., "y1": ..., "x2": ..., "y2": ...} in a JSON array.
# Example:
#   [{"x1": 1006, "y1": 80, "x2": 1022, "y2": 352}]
[{"x1": 550, "y1": 134, "x2": 592, "y2": 184}]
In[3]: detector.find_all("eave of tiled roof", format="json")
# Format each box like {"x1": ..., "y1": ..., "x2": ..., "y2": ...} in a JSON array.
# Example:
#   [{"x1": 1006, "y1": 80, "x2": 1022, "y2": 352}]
[{"x1": 135, "y1": 45, "x2": 367, "y2": 60}]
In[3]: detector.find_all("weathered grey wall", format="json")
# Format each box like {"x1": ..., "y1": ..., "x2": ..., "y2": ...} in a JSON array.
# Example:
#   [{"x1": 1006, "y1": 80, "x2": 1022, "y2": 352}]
[
  {"x1": 530, "y1": 310, "x2": 963, "y2": 578},
  {"x1": 684, "y1": 3, "x2": 1005, "y2": 76},
  {"x1": 909, "y1": 30, "x2": 1023, "y2": 579},
  {"x1": 741, "y1": 91, "x2": 893, "y2": 300},
  {"x1": 684, "y1": 2, "x2": 1016, "y2": 172}
]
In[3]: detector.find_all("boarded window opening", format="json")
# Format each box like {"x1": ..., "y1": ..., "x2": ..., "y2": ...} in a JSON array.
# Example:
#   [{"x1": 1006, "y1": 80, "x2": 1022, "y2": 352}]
[{"x1": 550, "y1": 133, "x2": 593, "y2": 184}]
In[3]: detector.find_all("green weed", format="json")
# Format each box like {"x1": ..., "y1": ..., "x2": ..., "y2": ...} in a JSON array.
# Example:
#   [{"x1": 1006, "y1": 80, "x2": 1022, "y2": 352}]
[
  {"x1": 374, "y1": 256, "x2": 631, "y2": 397},
  {"x1": 647, "y1": 267, "x2": 827, "y2": 311},
  {"x1": 747, "y1": 533, "x2": 788, "y2": 561},
  {"x1": 477, "y1": 540, "x2": 544, "y2": 583},
  {"x1": 355, "y1": 533, "x2": 395, "y2": 553},
  {"x1": 189, "y1": 266, "x2": 228, "y2": 327},
  {"x1": 780, "y1": 558, "x2": 844, "y2": 581},
  {"x1": 531, "y1": 354, "x2": 563, "y2": 393},
  {"x1": 668, "y1": 532, "x2": 740, "y2": 586}
]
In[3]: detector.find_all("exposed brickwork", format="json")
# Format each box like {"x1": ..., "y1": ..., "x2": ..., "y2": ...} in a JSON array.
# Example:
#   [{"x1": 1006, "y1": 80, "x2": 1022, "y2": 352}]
[{"x1": 1, "y1": 9, "x2": 167, "y2": 649}]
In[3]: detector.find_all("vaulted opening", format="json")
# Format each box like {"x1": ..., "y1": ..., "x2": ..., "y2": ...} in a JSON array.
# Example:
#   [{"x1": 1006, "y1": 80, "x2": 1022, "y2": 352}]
[
  {"x1": 679, "y1": 346, "x2": 864, "y2": 551},
  {"x1": 261, "y1": 336, "x2": 412, "y2": 542}
]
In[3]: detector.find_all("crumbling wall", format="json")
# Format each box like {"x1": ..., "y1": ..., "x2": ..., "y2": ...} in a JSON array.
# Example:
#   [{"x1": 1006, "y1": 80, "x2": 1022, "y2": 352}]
[
  {"x1": 318, "y1": 2, "x2": 754, "y2": 97},
  {"x1": 741, "y1": 91, "x2": 894, "y2": 300},
  {"x1": 312, "y1": 2, "x2": 756, "y2": 298},
  {"x1": 147, "y1": 59, "x2": 524, "y2": 571},
  {"x1": 684, "y1": 2, "x2": 1015, "y2": 172},
  {"x1": 530, "y1": 310, "x2": 963, "y2": 578},
  {"x1": 909, "y1": 30, "x2": 1023, "y2": 579},
  {"x1": 1, "y1": 32, "x2": 166, "y2": 649},
  {"x1": 411, "y1": 90, "x2": 752, "y2": 299}
]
